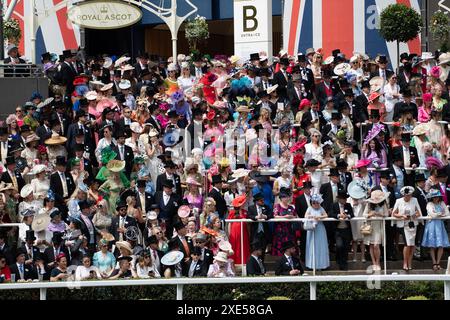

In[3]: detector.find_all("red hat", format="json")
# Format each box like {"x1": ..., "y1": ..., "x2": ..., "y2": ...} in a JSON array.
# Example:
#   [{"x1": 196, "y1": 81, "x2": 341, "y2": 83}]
[
  {"x1": 355, "y1": 159, "x2": 371, "y2": 169},
  {"x1": 206, "y1": 109, "x2": 216, "y2": 121},
  {"x1": 368, "y1": 92, "x2": 381, "y2": 102},
  {"x1": 290, "y1": 139, "x2": 307, "y2": 153},
  {"x1": 232, "y1": 194, "x2": 247, "y2": 208},
  {"x1": 299, "y1": 99, "x2": 311, "y2": 110},
  {"x1": 73, "y1": 76, "x2": 87, "y2": 86}
]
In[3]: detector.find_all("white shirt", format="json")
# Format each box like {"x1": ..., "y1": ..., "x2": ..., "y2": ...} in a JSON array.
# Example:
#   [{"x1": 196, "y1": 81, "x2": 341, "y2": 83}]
[
  {"x1": 163, "y1": 192, "x2": 170, "y2": 206},
  {"x1": 75, "y1": 265, "x2": 101, "y2": 281},
  {"x1": 393, "y1": 197, "x2": 421, "y2": 228},
  {"x1": 58, "y1": 171, "x2": 68, "y2": 197}
]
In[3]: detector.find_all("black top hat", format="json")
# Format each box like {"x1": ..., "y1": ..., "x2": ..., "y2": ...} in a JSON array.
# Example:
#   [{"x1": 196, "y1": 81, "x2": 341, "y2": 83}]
[
  {"x1": 115, "y1": 129, "x2": 127, "y2": 139},
  {"x1": 5, "y1": 156, "x2": 15, "y2": 166},
  {"x1": 163, "y1": 160, "x2": 177, "y2": 168},
  {"x1": 250, "y1": 53, "x2": 260, "y2": 61},
  {"x1": 174, "y1": 221, "x2": 186, "y2": 231},
  {"x1": 0, "y1": 126, "x2": 8, "y2": 136},
  {"x1": 113, "y1": 69, "x2": 122, "y2": 78},
  {"x1": 140, "y1": 69, "x2": 151, "y2": 78},
  {"x1": 437, "y1": 168, "x2": 447, "y2": 178},
  {"x1": 279, "y1": 58, "x2": 289, "y2": 66},
  {"x1": 52, "y1": 231, "x2": 64, "y2": 244},
  {"x1": 191, "y1": 246, "x2": 202, "y2": 256},
  {"x1": 379, "y1": 170, "x2": 392, "y2": 179},
  {"x1": 62, "y1": 49, "x2": 75, "y2": 59},
  {"x1": 332, "y1": 49, "x2": 341, "y2": 57},
  {"x1": 116, "y1": 201, "x2": 127, "y2": 210},
  {"x1": 377, "y1": 55, "x2": 388, "y2": 64},
  {"x1": 162, "y1": 180, "x2": 174, "y2": 189},
  {"x1": 76, "y1": 110, "x2": 87, "y2": 119},
  {"x1": 78, "y1": 98, "x2": 89, "y2": 108},
  {"x1": 331, "y1": 112, "x2": 342, "y2": 121},
  {"x1": 16, "y1": 249, "x2": 27, "y2": 258},
  {"x1": 50, "y1": 209, "x2": 61, "y2": 219},
  {"x1": 344, "y1": 88, "x2": 354, "y2": 97},
  {"x1": 55, "y1": 156, "x2": 67, "y2": 166},
  {"x1": 328, "y1": 168, "x2": 340, "y2": 177},
  {"x1": 211, "y1": 174, "x2": 223, "y2": 185},
  {"x1": 259, "y1": 68, "x2": 271, "y2": 77},
  {"x1": 338, "y1": 78, "x2": 350, "y2": 88},
  {"x1": 157, "y1": 150, "x2": 172, "y2": 161},
  {"x1": 147, "y1": 235, "x2": 158, "y2": 245},
  {"x1": 361, "y1": 80, "x2": 370, "y2": 89},
  {"x1": 78, "y1": 200, "x2": 90, "y2": 210},
  {"x1": 117, "y1": 256, "x2": 133, "y2": 262},
  {"x1": 392, "y1": 151, "x2": 403, "y2": 162},
  {"x1": 25, "y1": 230, "x2": 36, "y2": 241},
  {"x1": 336, "y1": 159, "x2": 348, "y2": 169},
  {"x1": 281, "y1": 240, "x2": 296, "y2": 252},
  {"x1": 401, "y1": 132, "x2": 411, "y2": 141},
  {"x1": 102, "y1": 107, "x2": 114, "y2": 116},
  {"x1": 297, "y1": 54, "x2": 307, "y2": 62},
  {"x1": 74, "y1": 144, "x2": 85, "y2": 152},
  {"x1": 150, "y1": 203, "x2": 160, "y2": 210},
  {"x1": 302, "y1": 181, "x2": 313, "y2": 189},
  {"x1": 167, "y1": 110, "x2": 179, "y2": 119},
  {"x1": 400, "y1": 52, "x2": 409, "y2": 61},
  {"x1": 369, "y1": 109, "x2": 380, "y2": 118},
  {"x1": 137, "y1": 180, "x2": 146, "y2": 188},
  {"x1": 337, "y1": 190, "x2": 348, "y2": 199},
  {"x1": 253, "y1": 192, "x2": 264, "y2": 201},
  {"x1": 415, "y1": 173, "x2": 426, "y2": 182},
  {"x1": 305, "y1": 159, "x2": 321, "y2": 167},
  {"x1": 41, "y1": 52, "x2": 51, "y2": 62}
]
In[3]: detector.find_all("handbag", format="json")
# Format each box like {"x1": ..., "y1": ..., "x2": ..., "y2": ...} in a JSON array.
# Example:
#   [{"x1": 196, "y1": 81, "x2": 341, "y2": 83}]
[
  {"x1": 303, "y1": 219, "x2": 317, "y2": 231},
  {"x1": 360, "y1": 222, "x2": 372, "y2": 235}
]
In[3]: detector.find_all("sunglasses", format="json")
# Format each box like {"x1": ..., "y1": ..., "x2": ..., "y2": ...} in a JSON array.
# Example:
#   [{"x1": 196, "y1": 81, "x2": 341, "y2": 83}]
[
  {"x1": 312, "y1": 135, "x2": 320, "y2": 137},
  {"x1": 155, "y1": 231, "x2": 162, "y2": 235},
  {"x1": 16, "y1": 110, "x2": 23, "y2": 113}
]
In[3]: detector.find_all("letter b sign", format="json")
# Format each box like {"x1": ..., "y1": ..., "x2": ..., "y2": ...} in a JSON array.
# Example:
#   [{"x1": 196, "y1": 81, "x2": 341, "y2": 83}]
[{"x1": 243, "y1": 6, "x2": 258, "y2": 32}]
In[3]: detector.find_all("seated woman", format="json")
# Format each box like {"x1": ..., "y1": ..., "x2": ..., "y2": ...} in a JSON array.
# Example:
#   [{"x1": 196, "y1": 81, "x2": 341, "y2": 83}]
[
  {"x1": 135, "y1": 249, "x2": 161, "y2": 278},
  {"x1": 50, "y1": 253, "x2": 70, "y2": 282},
  {"x1": 108, "y1": 256, "x2": 137, "y2": 279},
  {"x1": 75, "y1": 255, "x2": 101, "y2": 280},
  {"x1": 207, "y1": 252, "x2": 235, "y2": 277}
]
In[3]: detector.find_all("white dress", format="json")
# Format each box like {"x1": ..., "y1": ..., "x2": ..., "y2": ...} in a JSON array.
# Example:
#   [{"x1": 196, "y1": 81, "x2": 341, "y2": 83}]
[
  {"x1": 21, "y1": 147, "x2": 38, "y2": 168},
  {"x1": 147, "y1": 143, "x2": 164, "y2": 187},
  {"x1": 363, "y1": 204, "x2": 388, "y2": 245},
  {"x1": 349, "y1": 199, "x2": 367, "y2": 241},
  {"x1": 177, "y1": 76, "x2": 196, "y2": 93},
  {"x1": 30, "y1": 178, "x2": 50, "y2": 202},
  {"x1": 304, "y1": 143, "x2": 323, "y2": 162},
  {"x1": 392, "y1": 197, "x2": 421, "y2": 246}
]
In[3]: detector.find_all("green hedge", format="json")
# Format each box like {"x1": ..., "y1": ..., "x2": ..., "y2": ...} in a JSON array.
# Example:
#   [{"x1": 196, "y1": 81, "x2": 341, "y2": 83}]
[{"x1": 0, "y1": 281, "x2": 444, "y2": 300}]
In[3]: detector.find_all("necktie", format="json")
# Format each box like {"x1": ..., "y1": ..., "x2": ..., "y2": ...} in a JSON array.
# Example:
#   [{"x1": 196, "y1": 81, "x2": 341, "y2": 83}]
[
  {"x1": 120, "y1": 146, "x2": 124, "y2": 160},
  {"x1": 288, "y1": 257, "x2": 293, "y2": 269},
  {"x1": 340, "y1": 173, "x2": 346, "y2": 186},
  {"x1": 10, "y1": 171, "x2": 18, "y2": 190},
  {"x1": 60, "y1": 172, "x2": 68, "y2": 197},
  {"x1": 258, "y1": 258, "x2": 265, "y2": 273},
  {"x1": 181, "y1": 237, "x2": 190, "y2": 256},
  {"x1": 19, "y1": 264, "x2": 24, "y2": 278},
  {"x1": 153, "y1": 250, "x2": 157, "y2": 261}
]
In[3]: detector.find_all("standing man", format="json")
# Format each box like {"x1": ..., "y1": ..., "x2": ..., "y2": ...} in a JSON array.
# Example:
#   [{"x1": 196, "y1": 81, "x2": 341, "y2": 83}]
[
  {"x1": 49, "y1": 156, "x2": 75, "y2": 221},
  {"x1": 332, "y1": 191, "x2": 354, "y2": 270},
  {"x1": 247, "y1": 193, "x2": 272, "y2": 257}
]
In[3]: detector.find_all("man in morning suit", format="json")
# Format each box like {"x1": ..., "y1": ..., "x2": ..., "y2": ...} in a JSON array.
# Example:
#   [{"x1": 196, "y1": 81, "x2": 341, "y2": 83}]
[
  {"x1": 274, "y1": 241, "x2": 304, "y2": 276},
  {"x1": 246, "y1": 242, "x2": 266, "y2": 276},
  {"x1": 154, "y1": 180, "x2": 180, "y2": 238},
  {"x1": 332, "y1": 191, "x2": 354, "y2": 270},
  {"x1": 209, "y1": 175, "x2": 228, "y2": 220},
  {"x1": 112, "y1": 129, "x2": 134, "y2": 179},
  {"x1": 156, "y1": 161, "x2": 182, "y2": 197},
  {"x1": 50, "y1": 156, "x2": 75, "y2": 221},
  {"x1": 247, "y1": 193, "x2": 273, "y2": 257}
]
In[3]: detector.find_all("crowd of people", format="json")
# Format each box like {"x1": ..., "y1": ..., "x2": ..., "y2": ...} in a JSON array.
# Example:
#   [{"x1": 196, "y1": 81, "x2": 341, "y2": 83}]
[{"x1": 0, "y1": 44, "x2": 450, "y2": 283}]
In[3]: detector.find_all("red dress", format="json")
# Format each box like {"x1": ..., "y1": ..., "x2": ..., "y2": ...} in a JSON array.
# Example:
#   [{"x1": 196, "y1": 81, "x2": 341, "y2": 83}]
[
  {"x1": 292, "y1": 174, "x2": 310, "y2": 203},
  {"x1": 228, "y1": 209, "x2": 250, "y2": 265}
]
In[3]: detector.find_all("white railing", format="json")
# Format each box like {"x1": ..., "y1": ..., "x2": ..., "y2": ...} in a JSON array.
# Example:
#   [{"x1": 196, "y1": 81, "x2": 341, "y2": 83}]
[{"x1": 0, "y1": 273, "x2": 449, "y2": 300}]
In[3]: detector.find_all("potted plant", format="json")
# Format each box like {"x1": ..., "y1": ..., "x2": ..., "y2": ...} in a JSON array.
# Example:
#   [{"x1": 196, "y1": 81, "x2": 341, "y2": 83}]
[
  {"x1": 430, "y1": 10, "x2": 450, "y2": 52},
  {"x1": 3, "y1": 18, "x2": 22, "y2": 46},
  {"x1": 184, "y1": 15, "x2": 209, "y2": 52},
  {"x1": 379, "y1": 4, "x2": 422, "y2": 71}
]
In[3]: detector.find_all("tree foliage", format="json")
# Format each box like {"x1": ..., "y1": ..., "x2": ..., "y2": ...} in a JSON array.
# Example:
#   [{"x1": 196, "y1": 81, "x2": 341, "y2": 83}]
[{"x1": 379, "y1": 4, "x2": 422, "y2": 43}]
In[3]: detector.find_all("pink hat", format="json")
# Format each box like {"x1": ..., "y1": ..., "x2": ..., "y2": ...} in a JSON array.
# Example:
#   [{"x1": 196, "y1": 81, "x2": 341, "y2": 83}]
[
  {"x1": 355, "y1": 159, "x2": 371, "y2": 169},
  {"x1": 422, "y1": 92, "x2": 432, "y2": 103},
  {"x1": 177, "y1": 205, "x2": 191, "y2": 218},
  {"x1": 186, "y1": 177, "x2": 202, "y2": 186},
  {"x1": 299, "y1": 99, "x2": 311, "y2": 110},
  {"x1": 425, "y1": 156, "x2": 444, "y2": 170},
  {"x1": 430, "y1": 66, "x2": 441, "y2": 79}
]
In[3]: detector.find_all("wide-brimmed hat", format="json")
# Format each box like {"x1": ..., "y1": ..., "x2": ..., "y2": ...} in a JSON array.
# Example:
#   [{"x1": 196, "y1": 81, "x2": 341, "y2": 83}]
[
  {"x1": 130, "y1": 122, "x2": 143, "y2": 134},
  {"x1": 231, "y1": 168, "x2": 250, "y2": 179},
  {"x1": 100, "y1": 231, "x2": 115, "y2": 242},
  {"x1": 118, "y1": 79, "x2": 131, "y2": 90},
  {"x1": 236, "y1": 105, "x2": 252, "y2": 113},
  {"x1": 161, "y1": 250, "x2": 184, "y2": 266},
  {"x1": 162, "y1": 128, "x2": 183, "y2": 147},
  {"x1": 323, "y1": 56, "x2": 335, "y2": 65},
  {"x1": 106, "y1": 160, "x2": 125, "y2": 172},
  {"x1": 114, "y1": 56, "x2": 130, "y2": 67},
  {"x1": 45, "y1": 133, "x2": 67, "y2": 145},
  {"x1": 305, "y1": 159, "x2": 321, "y2": 167},
  {"x1": 347, "y1": 180, "x2": 368, "y2": 199},
  {"x1": 218, "y1": 240, "x2": 232, "y2": 252},
  {"x1": 177, "y1": 205, "x2": 191, "y2": 218},
  {"x1": 439, "y1": 52, "x2": 450, "y2": 65},
  {"x1": 32, "y1": 213, "x2": 51, "y2": 232},
  {"x1": 412, "y1": 123, "x2": 429, "y2": 136},
  {"x1": 37, "y1": 97, "x2": 54, "y2": 110},
  {"x1": 368, "y1": 91, "x2": 382, "y2": 102},
  {"x1": 355, "y1": 159, "x2": 371, "y2": 169},
  {"x1": 85, "y1": 91, "x2": 98, "y2": 101},
  {"x1": 267, "y1": 84, "x2": 279, "y2": 95},
  {"x1": 0, "y1": 182, "x2": 15, "y2": 192},
  {"x1": 100, "y1": 83, "x2": 114, "y2": 92},
  {"x1": 231, "y1": 194, "x2": 247, "y2": 208},
  {"x1": 334, "y1": 63, "x2": 351, "y2": 76},
  {"x1": 186, "y1": 177, "x2": 202, "y2": 186},
  {"x1": 421, "y1": 52, "x2": 434, "y2": 61},
  {"x1": 367, "y1": 190, "x2": 388, "y2": 204},
  {"x1": 213, "y1": 251, "x2": 229, "y2": 263},
  {"x1": 148, "y1": 128, "x2": 159, "y2": 137},
  {"x1": 427, "y1": 189, "x2": 442, "y2": 199},
  {"x1": 400, "y1": 186, "x2": 415, "y2": 196},
  {"x1": 20, "y1": 184, "x2": 34, "y2": 198},
  {"x1": 103, "y1": 57, "x2": 113, "y2": 68},
  {"x1": 115, "y1": 241, "x2": 133, "y2": 255},
  {"x1": 25, "y1": 133, "x2": 40, "y2": 144}
]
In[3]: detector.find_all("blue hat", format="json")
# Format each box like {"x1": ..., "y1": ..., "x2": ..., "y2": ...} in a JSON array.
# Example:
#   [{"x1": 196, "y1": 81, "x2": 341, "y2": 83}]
[
  {"x1": 30, "y1": 92, "x2": 43, "y2": 101},
  {"x1": 427, "y1": 189, "x2": 442, "y2": 200}
]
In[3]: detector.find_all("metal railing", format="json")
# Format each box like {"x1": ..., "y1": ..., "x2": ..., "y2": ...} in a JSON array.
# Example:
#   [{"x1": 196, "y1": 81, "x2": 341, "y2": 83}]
[
  {"x1": 0, "y1": 273, "x2": 449, "y2": 300},
  {"x1": 0, "y1": 64, "x2": 43, "y2": 77}
]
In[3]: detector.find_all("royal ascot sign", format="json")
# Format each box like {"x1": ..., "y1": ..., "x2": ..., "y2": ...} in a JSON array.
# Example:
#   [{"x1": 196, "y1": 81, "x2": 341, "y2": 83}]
[{"x1": 67, "y1": 0, "x2": 142, "y2": 30}]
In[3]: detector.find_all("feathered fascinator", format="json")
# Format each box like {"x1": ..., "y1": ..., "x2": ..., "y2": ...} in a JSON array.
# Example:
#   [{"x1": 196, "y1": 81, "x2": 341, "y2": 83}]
[{"x1": 363, "y1": 123, "x2": 385, "y2": 145}]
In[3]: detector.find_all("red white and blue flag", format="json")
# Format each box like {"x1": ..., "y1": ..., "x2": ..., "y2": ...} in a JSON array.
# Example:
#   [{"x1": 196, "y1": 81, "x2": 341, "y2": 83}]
[
  {"x1": 283, "y1": 0, "x2": 422, "y2": 70},
  {"x1": 6, "y1": 0, "x2": 81, "y2": 62}
]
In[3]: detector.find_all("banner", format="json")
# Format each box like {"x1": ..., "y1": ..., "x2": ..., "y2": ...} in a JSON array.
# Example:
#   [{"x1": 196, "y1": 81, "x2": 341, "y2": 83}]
[
  {"x1": 233, "y1": 0, "x2": 273, "y2": 63},
  {"x1": 283, "y1": 0, "x2": 422, "y2": 71}
]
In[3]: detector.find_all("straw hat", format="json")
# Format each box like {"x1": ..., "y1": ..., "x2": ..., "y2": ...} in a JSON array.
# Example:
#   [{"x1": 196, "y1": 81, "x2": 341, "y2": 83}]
[
  {"x1": 115, "y1": 241, "x2": 133, "y2": 255},
  {"x1": 412, "y1": 123, "x2": 429, "y2": 136},
  {"x1": 130, "y1": 122, "x2": 143, "y2": 134},
  {"x1": 106, "y1": 160, "x2": 125, "y2": 172},
  {"x1": 214, "y1": 251, "x2": 229, "y2": 263},
  {"x1": 25, "y1": 133, "x2": 40, "y2": 144},
  {"x1": 114, "y1": 56, "x2": 130, "y2": 67},
  {"x1": 439, "y1": 52, "x2": 450, "y2": 65},
  {"x1": 236, "y1": 105, "x2": 252, "y2": 113},
  {"x1": 0, "y1": 182, "x2": 15, "y2": 192},
  {"x1": 369, "y1": 76, "x2": 384, "y2": 92},
  {"x1": 100, "y1": 231, "x2": 115, "y2": 242},
  {"x1": 45, "y1": 133, "x2": 67, "y2": 145},
  {"x1": 231, "y1": 168, "x2": 250, "y2": 179},
  {"x1": 229, "y1": 55, "x2": 240, "y2": 64},
  {"x1": 32, "y1": 213, "x2": 51, "y2": 232},
  {"x1": 367, "y1": 190, "x2": 388, "y2": 204},
  {"x1": 218, "y1": 240, "x2": 232, "y2": 252},
  {"x1": 100, "y1": 83, "x2": 114, "y2": 92}
]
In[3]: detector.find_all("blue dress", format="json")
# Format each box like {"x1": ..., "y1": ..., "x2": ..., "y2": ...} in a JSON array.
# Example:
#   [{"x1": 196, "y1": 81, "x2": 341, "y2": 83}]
[
  {"x1": 422, "y1": 203, "x2": 450, "y2": 248},
  {"x1": 305, "y1": 207, "x2": 330, "y2": 269}
]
